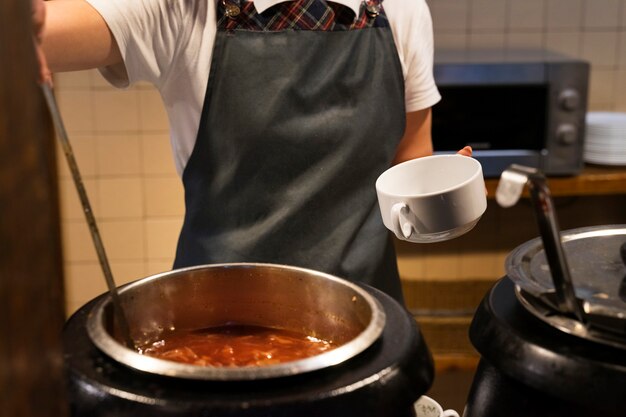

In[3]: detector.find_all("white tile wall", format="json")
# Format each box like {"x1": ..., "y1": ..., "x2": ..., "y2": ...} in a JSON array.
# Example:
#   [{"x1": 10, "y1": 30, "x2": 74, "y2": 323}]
[
  {"x1": 618, "y1": 32, "x2": 626, "y2": 66},
  {"x1": 430, "y1": 0, "x2": 469, "y2": 32},
  {"x1": 55, "y1": 90, "x2": 95, "y2": 133},
  {"x1": 468, "y1": 32, "x2": 506, "y2": 50},
  {"x1": 99, "y1": 220, "x2": 146, "y2": 260},
  {"x1": 581, "y1": 32, "x2": 619, "y2": 67},
  {"x1": 469, "y1": 0, "x2": 507, "y2": 31},
  {"x1": 54, "y1": 70, "x2": 180, "y2": 315},
  {"x1": 64, "y1": 263, "x2": 107, "y2": 314},
  {"x1": 57, "y1": 0, "x2": 626, "y2": 315},
  {"x1": 615, "y1": 69, "x2": 626, "y2": 108},
  {"x1": 144, "y1": 177, "x2": 185, "y2": 217},
  {"x1": 58, "y1": 177, "x2": 99, "y2": 221},
  {"x1": 583, "y1": 0, "x2": 621, "y2": 28},
  {"x1": 546, "y1": 0, "x2": 583, "y2": 29},
  {"x1": 508, "y1": 0, "x2": 545, "y2": 31},
  {"x1": 95, "y1": 134, "x2": 142, "y2": 176},
  {"x1": 145, "y1": 218, "x2": 183, "y2": 260},
  {"x1": 93, "y1": 89, "x2": 141, "y2": 132},
  {"x1": 97, "y1": 177, "x2": 144, "y2": 218},
  {"x1": 506, "y1": 32, "x2": 544, "y2": 50},
  {"x1": 427, "y1": 0, "x2": 626, "y2": 109},
  {"x1": 545, "y1": 31, "x2": 582, "y2": 57},
  {"x1": 141, "y1": 133, "x2": 178, "y2": 175}
]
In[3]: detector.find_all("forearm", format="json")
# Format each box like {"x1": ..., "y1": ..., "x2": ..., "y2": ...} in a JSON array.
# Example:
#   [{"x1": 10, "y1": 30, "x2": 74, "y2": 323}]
[
  {"x1": 392, "y1": 109, "x2": 434, "y2": 165},
  {"x1": 41, "y1": 0, "x2": 121, "y2": 73}
]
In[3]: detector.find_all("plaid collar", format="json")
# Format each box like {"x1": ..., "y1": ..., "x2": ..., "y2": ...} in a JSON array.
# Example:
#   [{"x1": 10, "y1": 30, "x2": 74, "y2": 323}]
[
  {"x1": 253, "y1": 0, "x2": 362, "y2": 15},
  {"x1": 218, "y1": 0, "x2": 388, "y2": 31}
]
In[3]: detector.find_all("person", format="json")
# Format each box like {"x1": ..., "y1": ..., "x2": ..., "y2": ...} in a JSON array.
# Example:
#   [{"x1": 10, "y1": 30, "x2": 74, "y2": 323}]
[{"x1": 33, "y1": 0, "x2": 472, "y2": 304}]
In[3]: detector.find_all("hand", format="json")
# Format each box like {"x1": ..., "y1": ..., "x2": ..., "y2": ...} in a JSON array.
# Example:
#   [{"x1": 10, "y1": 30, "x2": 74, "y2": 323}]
[
  {"x1": 32, "y1": 0, "x2": 52, "y2": 85},
  {"x1": 456, "y1": 145, "x2": 472, "y2": 157},
  {"x1": 456, "y1": 146, "x2": 488, "y2": 195}
]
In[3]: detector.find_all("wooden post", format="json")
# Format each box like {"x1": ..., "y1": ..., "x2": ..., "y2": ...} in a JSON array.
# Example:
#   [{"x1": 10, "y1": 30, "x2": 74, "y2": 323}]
[{"x1": 0, "y1": 0, "x2": 68, "y2": 416}]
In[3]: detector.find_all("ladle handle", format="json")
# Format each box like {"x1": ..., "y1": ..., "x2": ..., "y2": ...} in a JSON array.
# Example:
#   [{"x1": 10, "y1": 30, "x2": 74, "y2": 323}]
[
  {"x1": 41, "y1": 84, "x2": 136, "y2": 349},
  {"x1": 496, "y1": 164, "x2": 585, "y2": 323}
]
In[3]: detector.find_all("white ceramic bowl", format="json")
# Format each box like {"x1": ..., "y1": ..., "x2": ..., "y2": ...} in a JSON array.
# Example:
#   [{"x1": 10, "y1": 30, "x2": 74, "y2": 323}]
[{"x1": 376, "y1": 155, "x2": 487, "y2": 243}]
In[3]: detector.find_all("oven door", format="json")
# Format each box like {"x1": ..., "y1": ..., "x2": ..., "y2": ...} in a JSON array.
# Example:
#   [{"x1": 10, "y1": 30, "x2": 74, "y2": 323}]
[
  {"x1": 432, "y1": 59, "x2": 588, "y2": 177},
  {"x1": 432, "y1": 83, "x2": 549, "y2": 176}
]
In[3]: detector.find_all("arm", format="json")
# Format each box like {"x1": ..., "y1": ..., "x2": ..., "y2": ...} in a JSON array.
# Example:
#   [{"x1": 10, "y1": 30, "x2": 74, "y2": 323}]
[
  {"x1": 392, "y1": 109, "x2": 434, "y2": 165},
  {"x1": 40, "y1": 0, "x2": 121, "y2": 73},
  {"x1": 392, "y1": 108, "x2": 472, "y2": 165},
  {"x1": 32, "y1": 0, "x2": 50, "y2": 84}
]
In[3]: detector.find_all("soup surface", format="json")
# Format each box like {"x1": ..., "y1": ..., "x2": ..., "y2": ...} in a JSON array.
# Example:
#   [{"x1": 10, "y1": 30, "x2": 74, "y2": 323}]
[{"x1": 140, "y1": 324, "x2": 336, "y2": 367}]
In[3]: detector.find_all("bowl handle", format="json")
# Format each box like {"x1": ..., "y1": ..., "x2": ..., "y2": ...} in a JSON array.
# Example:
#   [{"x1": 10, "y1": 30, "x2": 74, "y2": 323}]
[{"x1": 391, "y1": 203, "x2": 412, "y2": 240}]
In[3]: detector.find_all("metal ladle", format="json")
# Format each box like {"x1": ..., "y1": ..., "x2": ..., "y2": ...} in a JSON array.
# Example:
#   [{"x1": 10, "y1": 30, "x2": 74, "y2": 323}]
[
  {"x1": 496, "y1": 164, "x2": 586, "y2": 324},
  {"x1": 41, "y1": 84, "x2": 136, "y2": 350}
]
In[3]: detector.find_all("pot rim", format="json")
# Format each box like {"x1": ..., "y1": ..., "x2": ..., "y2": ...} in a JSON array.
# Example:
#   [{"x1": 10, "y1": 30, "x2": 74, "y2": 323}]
[{"x1": 86, "y1": 263, "x2": 387, "y2": 380}]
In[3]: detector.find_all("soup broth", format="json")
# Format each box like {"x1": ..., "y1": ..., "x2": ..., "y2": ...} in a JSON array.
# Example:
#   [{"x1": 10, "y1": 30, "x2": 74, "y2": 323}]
[{"x1": 140, "y1": 324, "x2": 336, "y2": 367}]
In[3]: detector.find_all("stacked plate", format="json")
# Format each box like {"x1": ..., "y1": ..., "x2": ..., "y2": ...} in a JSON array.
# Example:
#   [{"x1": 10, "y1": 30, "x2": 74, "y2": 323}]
[{"x1": 584, "y1": 112, "x2": 626, "y2": 166}]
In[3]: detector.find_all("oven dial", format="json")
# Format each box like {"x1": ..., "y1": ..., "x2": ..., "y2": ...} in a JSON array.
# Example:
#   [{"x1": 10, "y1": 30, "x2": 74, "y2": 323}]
[
  {"x1": 556, "y1": 124, "x2": 578, "y2": 145},
  {"x1": 559, "y1": 89, "x2": 580, "y2": 111}
]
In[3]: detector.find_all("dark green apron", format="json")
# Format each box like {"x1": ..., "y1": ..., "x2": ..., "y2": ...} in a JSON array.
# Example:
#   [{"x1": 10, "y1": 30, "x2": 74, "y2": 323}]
[{"x1": 174, "y1": 0, "x2": 407, "y2": 302}]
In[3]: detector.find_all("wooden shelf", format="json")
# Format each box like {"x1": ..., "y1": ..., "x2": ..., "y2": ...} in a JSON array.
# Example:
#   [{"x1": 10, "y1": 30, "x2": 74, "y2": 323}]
[
  {"x1": 433, "y1": 353, "x2": 479, "y2": 373},
  {"x1": 485, "y1": 164, "x2": 626, "y2": 198}
]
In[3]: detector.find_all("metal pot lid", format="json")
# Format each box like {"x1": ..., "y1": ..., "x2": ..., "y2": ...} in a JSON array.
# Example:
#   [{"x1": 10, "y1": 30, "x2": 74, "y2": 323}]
[{"x1": 506, "y1": 224, "x2": 626, "y2": 337}]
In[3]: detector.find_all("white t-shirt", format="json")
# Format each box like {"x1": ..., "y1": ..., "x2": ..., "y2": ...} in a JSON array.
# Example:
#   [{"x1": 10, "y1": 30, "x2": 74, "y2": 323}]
[{"x1": 86, "y1": 0, "x2": 441, "y2": 175}]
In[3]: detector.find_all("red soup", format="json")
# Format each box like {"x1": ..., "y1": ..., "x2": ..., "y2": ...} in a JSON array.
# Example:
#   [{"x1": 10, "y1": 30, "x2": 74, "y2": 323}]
[{"x1": 140, "y1": 324, "x2": 336, "y2": 367}]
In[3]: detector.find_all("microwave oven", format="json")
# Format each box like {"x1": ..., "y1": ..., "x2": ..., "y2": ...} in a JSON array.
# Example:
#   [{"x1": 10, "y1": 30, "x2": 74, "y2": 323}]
[{"x1": 431, "y1": 49, "x2": 590, "y2": 177}]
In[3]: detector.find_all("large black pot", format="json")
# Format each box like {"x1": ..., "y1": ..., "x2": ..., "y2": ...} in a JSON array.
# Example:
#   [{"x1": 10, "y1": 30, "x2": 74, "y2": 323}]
[
  {"x1": 465, "y1": 165, "x2": 626, "y2": 417},
  {"x1": 63, "y1": 265, "x2": 434, "y2": 417},
  {"x1": 464, "y1": 276, "x2": 626, "y2": 417}
]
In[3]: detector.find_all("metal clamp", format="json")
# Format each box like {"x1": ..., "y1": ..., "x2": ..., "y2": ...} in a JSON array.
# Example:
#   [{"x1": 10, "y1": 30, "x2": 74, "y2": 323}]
[
  {"x1": 364, "y1": 0, "x2": 382, "y2": 18},
  {"x1": 222, "y1": 0, "x2": 241, "y2": 18}
]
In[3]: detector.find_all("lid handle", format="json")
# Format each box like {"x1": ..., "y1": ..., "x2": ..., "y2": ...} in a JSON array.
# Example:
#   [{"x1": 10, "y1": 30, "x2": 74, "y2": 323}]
[{"x1": 496, "y1": 164, "x2": 586, "y2": 324}]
